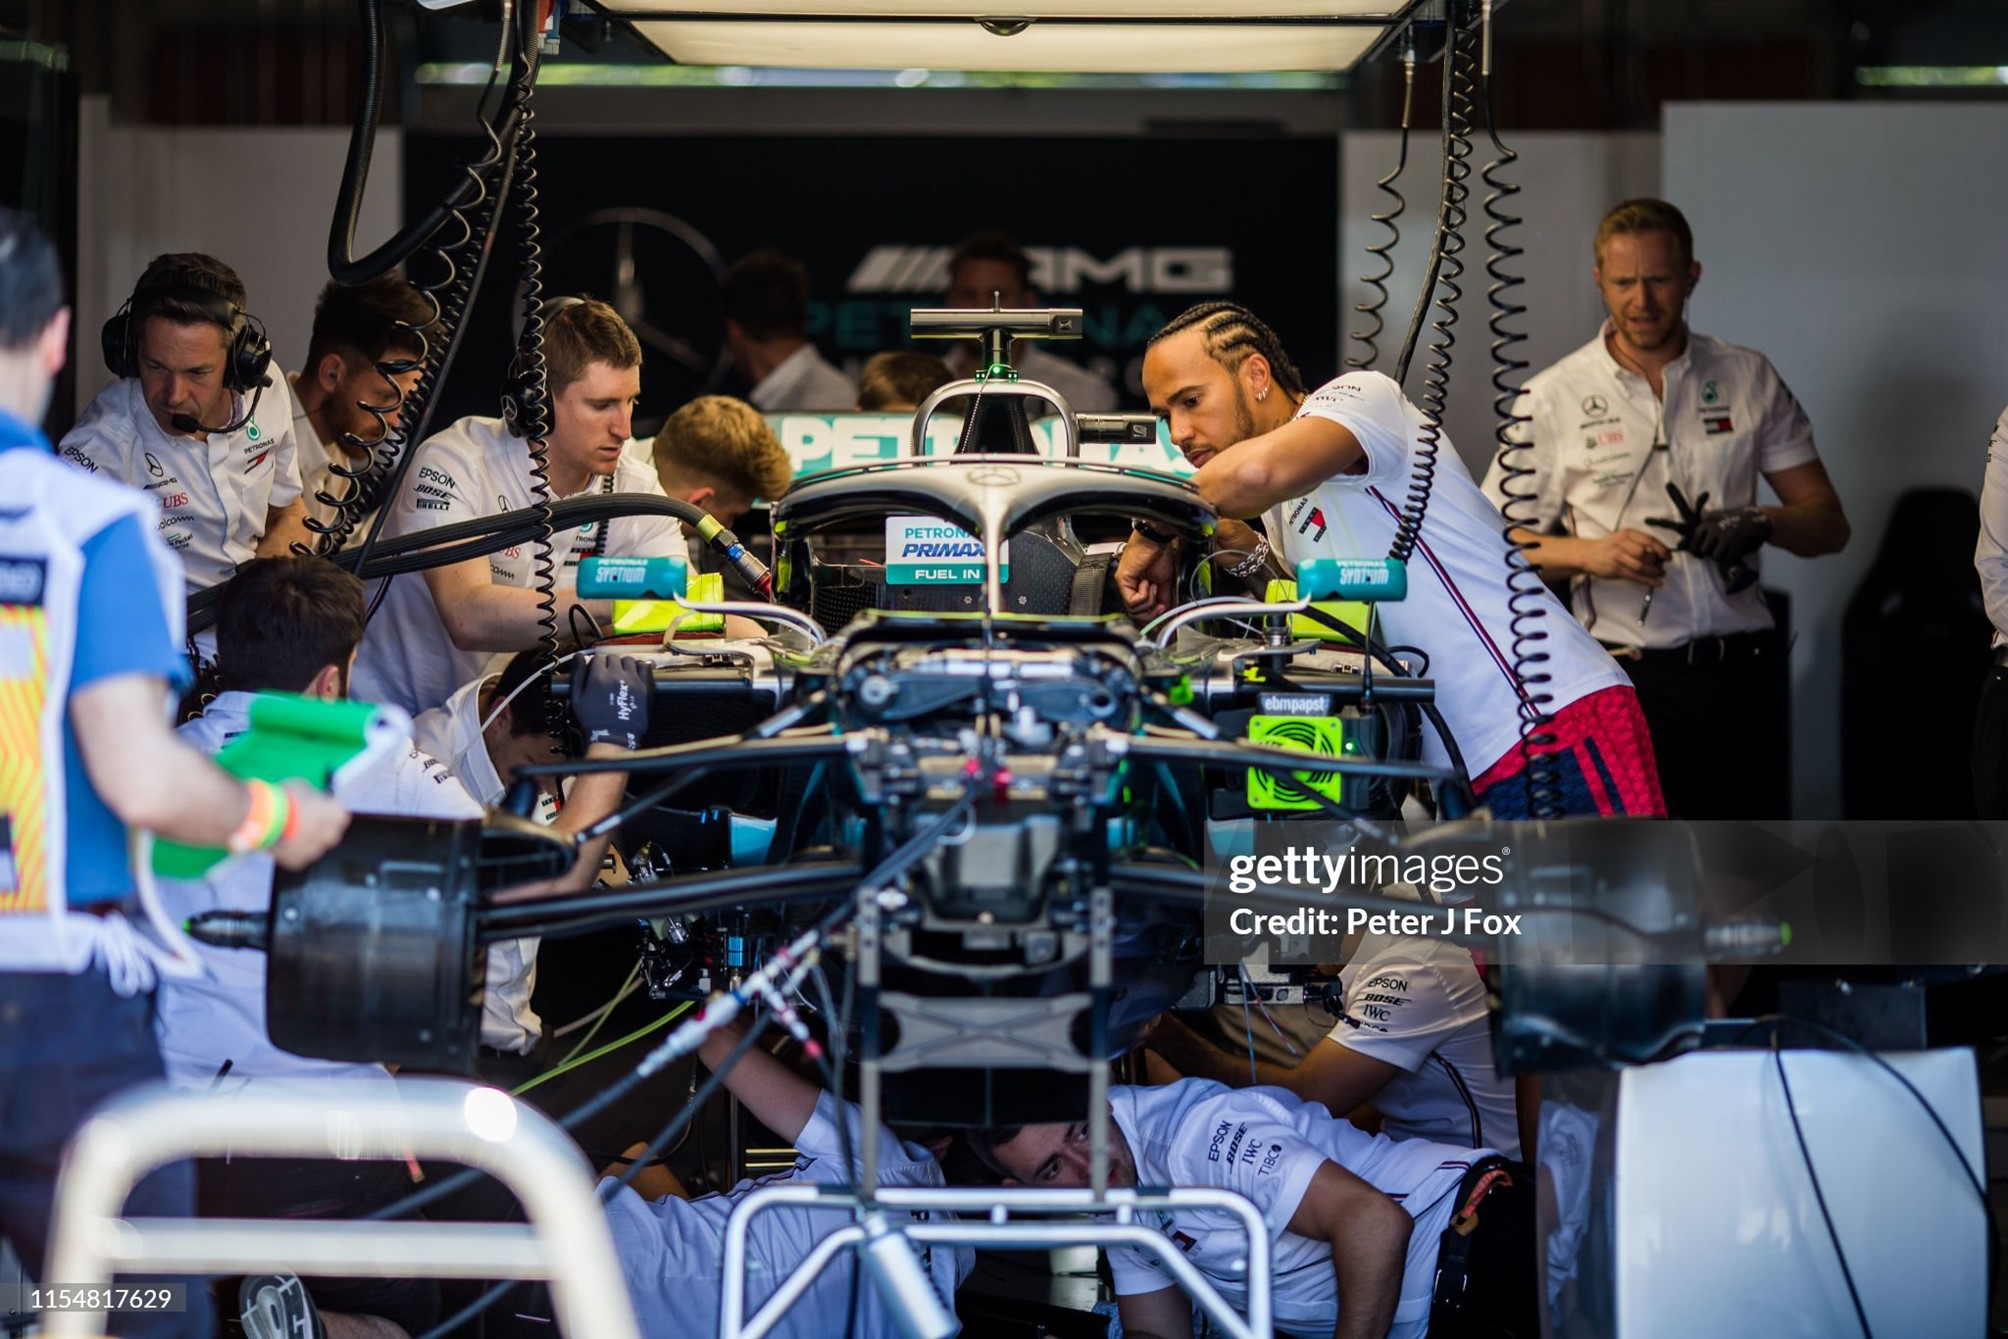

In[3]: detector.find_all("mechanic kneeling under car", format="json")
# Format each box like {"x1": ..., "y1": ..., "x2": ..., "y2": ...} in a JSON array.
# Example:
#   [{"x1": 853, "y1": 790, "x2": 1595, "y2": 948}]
[
  {"x1": 970, "y1": 1078, "x2": 1535, "y2": 1339},
  {"x1": 154, "y1": 558, "x2": 656, "y2": 1335},
  {"x1": 1117, "y1": 303, "x2": 1664, "y2": 819}
]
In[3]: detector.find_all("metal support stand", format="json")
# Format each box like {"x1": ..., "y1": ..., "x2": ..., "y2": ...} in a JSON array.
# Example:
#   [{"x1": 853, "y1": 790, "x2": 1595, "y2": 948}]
[
  {"x1": 720, "y1": 1185, "x2": 1273, "y2": 1339},
  {"x1": 42, "y1": 1078, "x2": 639, "y2": 1338}
]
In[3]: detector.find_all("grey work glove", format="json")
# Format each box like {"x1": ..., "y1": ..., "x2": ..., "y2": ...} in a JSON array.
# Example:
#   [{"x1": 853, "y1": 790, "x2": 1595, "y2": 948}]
[{"x1": 570, "y1": 652, "x2": 652, "y2": 751}]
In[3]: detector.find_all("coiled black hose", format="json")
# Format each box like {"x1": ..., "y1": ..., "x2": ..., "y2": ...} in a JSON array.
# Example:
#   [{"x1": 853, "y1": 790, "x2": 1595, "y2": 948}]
[
  {"x1": 1348, "y1": 38, "x2": 1416, "y2": 372},
  {"x1": 1388, "y1": 6, "x2": 1477, "y2": 566},
  {"x1": 325, "y1": 0, "x2": 525, "y2": 288},
  {"x1": 338, "y1": 0, "x2": 538, "y2": 586},
  {"x1": 1481, "y1": 34, "x2": 1561, "y2": 819},
  {"x1": 508, "y1": 98, "x2": 562, "y2": 677}
]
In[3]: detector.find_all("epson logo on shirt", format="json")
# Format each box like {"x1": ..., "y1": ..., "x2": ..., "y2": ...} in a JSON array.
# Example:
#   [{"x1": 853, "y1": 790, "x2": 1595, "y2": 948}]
[
  {"x1": 1206, "y1": 1120, "x2": 1233, "y2": 1163},
  {"x1": 0, "y1": 556, "x2": 47, "y2": 605},
  {"x1": 60, "y1": 446, "x2": 98, "y2": 474}
]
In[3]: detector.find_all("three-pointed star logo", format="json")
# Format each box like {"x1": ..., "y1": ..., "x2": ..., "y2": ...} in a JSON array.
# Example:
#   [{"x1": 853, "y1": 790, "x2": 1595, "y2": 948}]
[{"x1": 1582, "y1": 394, "x2": 1609, "y2": 417}]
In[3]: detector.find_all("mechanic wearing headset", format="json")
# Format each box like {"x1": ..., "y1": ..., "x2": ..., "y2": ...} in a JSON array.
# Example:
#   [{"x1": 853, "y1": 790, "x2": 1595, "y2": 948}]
[
  {"x1": 1117, "y1": 302, "x2": 1663, "y2": 819},
  {"x1": 1479, "y1": 199, "x2": 1848, "y2": 820},
  {"x1": 59, "y1": 252, "x2": 314, "y2": 593},
  {"x1": 970, "y1": 1077, "x2": 1534, "y2": 1339},
  {"x1": 351, "y1": 296, "x2": 692, "y2": 717},
  {"x1": 0, "y1": 209, "x2": 348, "y2": 1339},
  {"x1": 155, "y1": 559, "x2": 652, "y2": 1335}
]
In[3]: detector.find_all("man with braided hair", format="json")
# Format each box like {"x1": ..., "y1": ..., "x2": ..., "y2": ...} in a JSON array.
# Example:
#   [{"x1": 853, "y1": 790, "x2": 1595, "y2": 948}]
[{"x1": 1117, "y1": 302, "x2": 1663, "y2": 817}]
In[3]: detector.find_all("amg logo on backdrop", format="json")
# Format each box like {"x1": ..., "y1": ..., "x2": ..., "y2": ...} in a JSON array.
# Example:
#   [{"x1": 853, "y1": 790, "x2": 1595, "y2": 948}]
[{"x1": 847, "y1": 246, "x2": 1233, "y2": 295}]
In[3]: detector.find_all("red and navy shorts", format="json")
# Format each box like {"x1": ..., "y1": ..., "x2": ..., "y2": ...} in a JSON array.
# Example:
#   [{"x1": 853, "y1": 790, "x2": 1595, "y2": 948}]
[{"x1": 1470, "y1": 685, "x2": 1666, "y2": 818}]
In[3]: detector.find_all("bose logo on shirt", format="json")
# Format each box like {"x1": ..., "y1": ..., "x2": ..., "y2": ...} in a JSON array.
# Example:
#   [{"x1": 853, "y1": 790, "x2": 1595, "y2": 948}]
[{"x1": 0, "y1": 556, "x2": 48, "y2": 605}]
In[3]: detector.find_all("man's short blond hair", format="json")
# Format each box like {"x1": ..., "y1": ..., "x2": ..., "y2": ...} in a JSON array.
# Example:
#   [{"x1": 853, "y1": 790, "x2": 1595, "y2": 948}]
[
  {"x1": 652, "y1": 395, "x2": 794, "y2": 505},
  {"x1": 1593, "y1": 198, "x2": 1694, "y2": 269}
]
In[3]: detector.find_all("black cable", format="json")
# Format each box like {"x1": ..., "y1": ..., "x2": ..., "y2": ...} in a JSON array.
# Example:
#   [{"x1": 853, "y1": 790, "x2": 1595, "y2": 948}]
[
  {"x1": 1476, "y1": 6, "x2": 1560, "y2": 822},
  {"x1": 326, "y1": 0, "x2": 524, "y2": 287},
  {"x1": 1738, "y1": 1013, "x2": 2000, "y2": 1307},
  {"x1": 1389, "y1": 3, "x2": 1477, "y2": 567},
  {"x1": 506, "y1": 70, "x2": 563, "y2": 707},
  {"x1": 1767, "y1": 1029, "x2": 1874, "y2": 1338},
  {"x1": 317, "y1": 0, "x2": 536, "y2": 569},
  {"x1": 1349, "y1": 35, "x2": 1415, "y2": 372},
  {"x1": 348, "y1": 26, "x2": 533, "y2": 620}
]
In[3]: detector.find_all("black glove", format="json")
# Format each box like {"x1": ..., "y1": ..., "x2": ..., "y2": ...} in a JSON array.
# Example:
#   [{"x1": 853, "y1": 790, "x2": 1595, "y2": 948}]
[
  {"x1": 1646, "y1": 483, "x2": 1768, "y2": 594},
  {"x1": 570, "y1": 653, "x2": 652, "y2": 752},
  {"x1": 1686, "y1": 505, "x2": 1772, "y2": 563}
]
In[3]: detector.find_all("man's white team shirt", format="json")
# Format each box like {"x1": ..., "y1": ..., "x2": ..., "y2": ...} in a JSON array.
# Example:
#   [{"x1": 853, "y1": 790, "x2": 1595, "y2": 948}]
[
  {"x1": 1108, "y1": 1079, "x2": 1484, "y2": 1338},
  {"x1": 602, "y1": 1090, "x2": 972, "y2": 1339},
  {"x1": 1269, "y1": 372, "x2": 1627, "y2": 777},
  {"x1": 350, "y1": 414, "x2": 691, "y2": 716},
  {"x1": 1478, "y1": 325, "x2": 1820, "y2": 648},
  {"x1": 155, "y1": 691, "x2": 483, "y2": 1091},
  {"x1": 1330, "y1": 933, "x2": 1519, "y2": 1156},
  {"x1": 411, "y1": 675, "x2": 549, "y2": 1055},
  {"x1": 59, "y1": 373, "x2": 303, "y2": 594}
]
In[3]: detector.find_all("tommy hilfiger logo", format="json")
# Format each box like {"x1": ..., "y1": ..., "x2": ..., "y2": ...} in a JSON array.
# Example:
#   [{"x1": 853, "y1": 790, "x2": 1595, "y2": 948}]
[
  {"x1": 1702, "y1": 414, "x2": 1734, "y2": 435},
  {"x1": 1296, "y1": 506, "x2": 1328, "y2": 542}
]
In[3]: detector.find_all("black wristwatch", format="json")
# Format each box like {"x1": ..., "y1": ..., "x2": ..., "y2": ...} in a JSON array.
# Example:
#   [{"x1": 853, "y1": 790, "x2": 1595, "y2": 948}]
[{"x1": 1131, "y1": 518, "x2": 1176, "y2": 545}]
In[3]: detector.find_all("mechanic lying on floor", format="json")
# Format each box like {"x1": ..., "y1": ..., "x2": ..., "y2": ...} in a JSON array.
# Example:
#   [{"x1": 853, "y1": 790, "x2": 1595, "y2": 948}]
[
  {"x1": 970, "y1": 1077, "x2": 1535, "y2": 1339},
  {"x1": 1117, "y1": 302, "x2": 1664, "y2": 820},
  {"x1": 491, "y1": 1013, "x2": 974, "y2": 1339}
]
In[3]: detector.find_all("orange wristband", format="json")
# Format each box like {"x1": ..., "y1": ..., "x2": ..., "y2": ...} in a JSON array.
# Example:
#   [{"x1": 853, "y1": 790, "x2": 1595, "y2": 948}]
[{"x1": 226, "y1": 779, "x2": 277, "y2": 855}]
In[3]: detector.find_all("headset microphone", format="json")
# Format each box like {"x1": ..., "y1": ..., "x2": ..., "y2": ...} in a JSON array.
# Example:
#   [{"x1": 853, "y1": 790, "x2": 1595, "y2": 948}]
[{"x1": 168, "y1": 380, "x2": 267, "y2": 438}]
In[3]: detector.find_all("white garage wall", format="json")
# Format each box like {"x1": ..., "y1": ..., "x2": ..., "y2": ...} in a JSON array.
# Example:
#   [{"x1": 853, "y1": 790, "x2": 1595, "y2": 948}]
[
  {"x1": 1664, "y1": 103, "x2": 2008, "y2": 818},
  {"x1": 74, "y1": 95, "x2": 404, "y2": 421},
  {"x1": 1340, "y1": 130, "x2": 1661, "y2": 479}
]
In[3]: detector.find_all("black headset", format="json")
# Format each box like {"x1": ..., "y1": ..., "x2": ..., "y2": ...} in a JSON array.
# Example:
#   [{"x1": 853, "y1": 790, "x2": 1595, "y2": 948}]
[
  {"x1": 101, "y1": 265, "x2": 272, "y2": 393},
  {"x1": 500, "y1": 294, "x2": 587, "y2": 438}
]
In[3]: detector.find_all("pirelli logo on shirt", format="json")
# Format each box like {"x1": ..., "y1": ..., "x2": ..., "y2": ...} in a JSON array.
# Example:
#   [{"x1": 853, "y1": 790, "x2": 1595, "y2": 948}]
[{"x1": 0, "y1": 557, "x2": 47, "y2": 606}]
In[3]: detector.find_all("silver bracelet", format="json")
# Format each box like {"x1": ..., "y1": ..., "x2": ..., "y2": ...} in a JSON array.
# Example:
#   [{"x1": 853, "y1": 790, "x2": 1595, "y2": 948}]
[{"x1": 1226, "y1": 538, "x2": 1272, "y2": 580}]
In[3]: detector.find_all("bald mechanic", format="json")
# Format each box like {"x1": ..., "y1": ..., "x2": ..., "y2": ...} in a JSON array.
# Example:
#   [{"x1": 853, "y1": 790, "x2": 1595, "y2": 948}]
[{"x1": 1116, "y1": 302, "x2": 1662, "y2": 818}]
